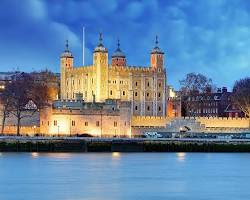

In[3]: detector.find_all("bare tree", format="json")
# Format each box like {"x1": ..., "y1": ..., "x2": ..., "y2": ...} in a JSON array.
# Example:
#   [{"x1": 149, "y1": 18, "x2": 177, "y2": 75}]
[
  {"x1": 179, "y1": 73, "x2": 214, "y2": 117},
  {"x1": 3, "y1": 72, "x2": 50, "y2": 135},
  {"x1": 0, "y1": 82, "x2": 12, "y2": 134},
  {"x1": 232, "y1": 77, "x2": 250, "y2": 126}
]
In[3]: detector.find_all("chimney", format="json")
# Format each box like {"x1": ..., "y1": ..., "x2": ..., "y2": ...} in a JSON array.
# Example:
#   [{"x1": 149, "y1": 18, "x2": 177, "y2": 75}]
[{"x1": 222, "y1": 87, "x2": 227, "y2": 93}]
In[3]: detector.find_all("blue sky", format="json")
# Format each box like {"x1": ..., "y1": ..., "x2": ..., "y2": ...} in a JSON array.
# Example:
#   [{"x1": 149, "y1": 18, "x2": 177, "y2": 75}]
[{"x1": 0, "y1": 0, "x2": 250, "y2": 89}]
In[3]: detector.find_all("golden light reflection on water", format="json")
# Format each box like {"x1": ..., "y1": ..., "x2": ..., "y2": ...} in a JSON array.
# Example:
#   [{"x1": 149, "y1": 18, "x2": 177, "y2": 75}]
[
  {"x1": 112, "y1": 152, "x2": 120, "y2": 157},
  {"x1": 177, "y1": 152, "x2": 186, "y2": 161},
  {"x1": 31, "y1": 152, "x2": 39, "y2": 158},
  {"x1": 46, "y1": 153, "x2": 72, "y2": 159}
]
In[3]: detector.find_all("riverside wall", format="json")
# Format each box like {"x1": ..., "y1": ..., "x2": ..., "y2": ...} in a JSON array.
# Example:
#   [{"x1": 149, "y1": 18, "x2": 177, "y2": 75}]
[{"x1": 1, "y1": 138, "x2": 250, "y2": 152}]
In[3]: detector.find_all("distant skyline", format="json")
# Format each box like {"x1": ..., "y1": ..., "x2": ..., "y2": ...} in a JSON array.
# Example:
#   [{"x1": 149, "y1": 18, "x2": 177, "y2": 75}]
[{"x1": 0, "y1": 0, "x2": 250, "y2": 89}]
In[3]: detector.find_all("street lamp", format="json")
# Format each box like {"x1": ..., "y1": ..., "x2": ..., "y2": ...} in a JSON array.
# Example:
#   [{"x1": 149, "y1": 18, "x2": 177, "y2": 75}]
[
  {"x1": 33, "y1": 125, "x2": 36, "y2": 136},
  {"x1": 57, "y1": 125, "x2": 60, "y2": 137}
]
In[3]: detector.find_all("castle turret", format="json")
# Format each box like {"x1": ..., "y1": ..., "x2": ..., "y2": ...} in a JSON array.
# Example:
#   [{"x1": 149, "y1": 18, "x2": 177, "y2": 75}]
[
  {"x1": 150, "y1": 36, "x2": 164, "y2": 70},
  {"x1": 93, "y1": 33, "x2": 108, "y2": 102},
  {"x1": 60, "y1": 40, "x2": 74, "y2": 99},
  {"x1": 112, "y1": 39, "x2": 126, "y2": 66}
]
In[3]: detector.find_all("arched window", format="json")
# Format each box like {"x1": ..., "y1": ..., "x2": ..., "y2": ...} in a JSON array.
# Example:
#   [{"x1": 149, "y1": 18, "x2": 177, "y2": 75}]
[{"x1": 147, "y1": 106, "x2": 150, "y2": 111}]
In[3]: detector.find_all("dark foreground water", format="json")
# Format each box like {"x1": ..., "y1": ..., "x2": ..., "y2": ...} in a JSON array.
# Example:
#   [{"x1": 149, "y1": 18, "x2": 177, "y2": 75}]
[{"x1": 0, "y1": 153, "x2": 250, "y2": 200}]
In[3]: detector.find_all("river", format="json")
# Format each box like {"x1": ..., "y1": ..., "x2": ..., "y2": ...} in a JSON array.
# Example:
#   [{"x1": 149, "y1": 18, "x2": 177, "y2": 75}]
[{"x1": 0, "y1": 152, "x2": 250, "y2": 200}]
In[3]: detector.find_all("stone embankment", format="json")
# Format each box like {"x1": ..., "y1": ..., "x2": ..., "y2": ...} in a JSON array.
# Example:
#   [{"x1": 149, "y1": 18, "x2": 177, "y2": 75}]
[{"x1": 1, "y1": 137, "x2": 250, "y2": 152}]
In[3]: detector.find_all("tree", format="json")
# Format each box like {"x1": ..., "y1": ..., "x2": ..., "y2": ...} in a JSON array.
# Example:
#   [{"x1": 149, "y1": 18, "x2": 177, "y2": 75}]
[
  {"x1": 232, "y1": 77, "x2": 250, "y2": 124},
  {"x1": 0, "y1": 82, "x2": 12, "y2": 134},
  {"x1": 2, "y1": 72, "x2": 50, "y2": 135},
  {"x1": 179, "y1": 73, "x2": 214, "y2": 117},
  {"x1": 31, "y1": 70, "x2": 59, "y2": 100}
]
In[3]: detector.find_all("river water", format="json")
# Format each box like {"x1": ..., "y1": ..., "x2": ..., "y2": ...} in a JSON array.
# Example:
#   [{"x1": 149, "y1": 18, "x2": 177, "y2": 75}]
[{"x1": 0, "y1": 152, "x2": 250, "y2": 200}]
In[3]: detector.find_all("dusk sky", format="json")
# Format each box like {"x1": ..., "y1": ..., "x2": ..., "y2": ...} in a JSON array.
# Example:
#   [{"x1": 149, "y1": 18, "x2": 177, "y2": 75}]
[{"x1": 1, "y1": 0, "x2": 250, "y2": 89}]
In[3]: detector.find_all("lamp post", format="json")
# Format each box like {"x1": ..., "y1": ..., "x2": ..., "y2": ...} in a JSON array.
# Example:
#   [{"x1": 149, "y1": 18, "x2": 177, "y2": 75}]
[
  {"x1": 33, "y1": 125, "x2": 36, "y2": 136},
  {"x1": 70, "y1": 109, "x2": 72, "y2": 137}
]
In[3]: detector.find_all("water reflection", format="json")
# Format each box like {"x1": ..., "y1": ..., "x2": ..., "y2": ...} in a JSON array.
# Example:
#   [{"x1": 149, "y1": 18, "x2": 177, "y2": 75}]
[
  {"x1": 0, "y1": 153, "x2": 250, "y2": 200},
  {"x1": 177, "y1": 152, "x2": 186, "y2": 161},
  {"x1": 31, "y1": 152, "x2": 39, "y2": 158},
  {"x1": 112, "y1": 152, "x2": 120, "y2": 158},
  {"x1": 46, "y1": 153, "x2": 72, "y2": 159}
]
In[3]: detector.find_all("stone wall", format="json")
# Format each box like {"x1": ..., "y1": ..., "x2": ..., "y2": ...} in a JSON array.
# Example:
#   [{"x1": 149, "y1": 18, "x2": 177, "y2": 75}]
[
  {"x1": 131, "y1": 116, "x2": 250, "y2": 129},
  {"x1": 196, "y1": 117, "x2": 250, "y2": 128},
  {"x1": 0, "y1": 125, "x2": 40, "y2": 135},
  {"x1": 131, "y1": 116, "x2": 172, "y2": 127}
]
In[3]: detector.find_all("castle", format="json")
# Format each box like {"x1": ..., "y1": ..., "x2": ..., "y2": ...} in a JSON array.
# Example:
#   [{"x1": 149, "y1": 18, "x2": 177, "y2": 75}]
[{"x1": 60, "y1": 33, "x2": 167, "y2": 117}]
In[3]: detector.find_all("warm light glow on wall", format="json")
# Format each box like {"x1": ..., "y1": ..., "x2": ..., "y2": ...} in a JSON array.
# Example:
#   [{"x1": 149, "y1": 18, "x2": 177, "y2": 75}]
[
  {"x1": 169, "y1": 87, "x2": 176, "y2": 98},
  {"x1": 49, "y1": 116, "x2": 70, "y2": 135}
]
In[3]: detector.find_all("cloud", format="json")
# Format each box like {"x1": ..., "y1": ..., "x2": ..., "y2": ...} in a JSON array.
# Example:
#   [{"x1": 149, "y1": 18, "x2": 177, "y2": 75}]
[{"x1": 0, "y1": 0, "x2": 250, "y2": 90}]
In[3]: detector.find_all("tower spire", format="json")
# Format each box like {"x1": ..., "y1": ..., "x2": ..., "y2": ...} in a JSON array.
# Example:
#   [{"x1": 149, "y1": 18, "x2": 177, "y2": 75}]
[
  {"x1": 99, "y1": 32, "x2": 103, "y2": 46},
  {"x1": 117, "y1": 38, "x2": 120, "y2": 49},
  {"x1": 155, "y1": 35, "x2": 159, "y2": 47},
  {"x1": 65, "y1": 39, "x2": 69, "y2": 51}
]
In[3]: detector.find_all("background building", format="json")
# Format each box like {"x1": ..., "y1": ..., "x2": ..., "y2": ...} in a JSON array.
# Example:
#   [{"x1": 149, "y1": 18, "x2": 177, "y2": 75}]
[{"x1": 182, "y1": 87, "x2": 245, "y2": 117}]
